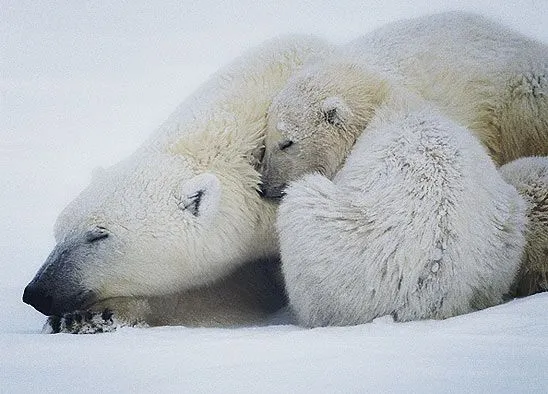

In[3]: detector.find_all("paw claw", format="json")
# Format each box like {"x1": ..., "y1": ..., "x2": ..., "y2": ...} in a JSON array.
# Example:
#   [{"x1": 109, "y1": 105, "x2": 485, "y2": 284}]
[
  {"x1": 43, "y1": 310, "x2": 123, "y2": 334},
  {"x1": 101, "y1": 308, "x2": 113, "y2": 322},
  {"x1": 42, "y1": 315, "x2": 60, "y2": 334}
]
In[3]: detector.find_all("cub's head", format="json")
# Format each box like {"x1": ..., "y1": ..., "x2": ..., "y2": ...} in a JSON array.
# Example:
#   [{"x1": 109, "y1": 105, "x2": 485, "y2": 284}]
[
  {"x1": 260, "y1": 61, "x2": 389, "y2": 198},
  {"x1": 23, "y1": 148, "x2": 275, "y2": 317}
]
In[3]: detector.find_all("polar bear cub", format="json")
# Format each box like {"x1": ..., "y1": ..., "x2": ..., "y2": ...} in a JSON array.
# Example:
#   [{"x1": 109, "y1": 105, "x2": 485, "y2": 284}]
[
  {"x1": 277, "y1": 95, "x2": 527, "y2": 327},
  {"x1": 261, "y1": 61, "x2": 391, "y2": 198},
  {"x1": 500, "y1": 157, "x2": 548, "y2": 297}
]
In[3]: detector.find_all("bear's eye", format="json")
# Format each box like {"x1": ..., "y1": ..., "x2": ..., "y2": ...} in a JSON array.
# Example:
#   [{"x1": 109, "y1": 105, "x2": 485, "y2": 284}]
[
  {"x1": 278, "y1": 139, "x2": 294, "y2": 151},
  {"x1": 324, "y1": 108, "x2": 338, "y2": 125},
  {"x1": 184, "y1": 191, "x2": 203, "y2": 216},
  {"x1": 86, "y1": 226, "x2": 109, "y2": 243}
]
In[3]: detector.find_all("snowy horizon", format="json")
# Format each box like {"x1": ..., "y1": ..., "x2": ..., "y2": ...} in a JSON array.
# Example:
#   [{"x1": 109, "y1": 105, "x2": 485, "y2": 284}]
[{"x1": 2, "y1": 1, "x2": 547, "y2": 392}]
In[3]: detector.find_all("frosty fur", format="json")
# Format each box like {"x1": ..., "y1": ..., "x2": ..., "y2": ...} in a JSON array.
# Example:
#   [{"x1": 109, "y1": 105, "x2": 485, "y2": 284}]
[
  {"x1": 277, "y1": 95, "x2": 528, "y2": 327},
  {"x1": 261, "y1": 12, "x2": 548, "y2": 197},
  {"x1": 345, "y1": 12, "x2": 548, "y2": 165},
  {"x1": 500, "y1": 157, "x2": 548, "y2": 297},
  {"x1": 23, "y1": 35, "x2": 333, "y2": 333}
]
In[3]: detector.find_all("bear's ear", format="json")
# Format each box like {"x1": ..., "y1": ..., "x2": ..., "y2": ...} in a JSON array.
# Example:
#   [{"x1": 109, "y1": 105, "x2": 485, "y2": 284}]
[
  {"x1": 248, "y1": 144, "x2": 265, "y2": 171},
  {"x1": 321, "y1": 96, "x2": 351, "y2": 127},
  {"x1": 178, "y1": 173, "x2": 221, "y2": 220}
]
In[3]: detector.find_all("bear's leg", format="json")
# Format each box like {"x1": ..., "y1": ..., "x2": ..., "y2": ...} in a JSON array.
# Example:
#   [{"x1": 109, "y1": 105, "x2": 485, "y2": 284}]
[
  {"x1": 43, "y1": 257, "x2": 287, "y2": 333},
  {"x1": 498, "y1": 72, "x2": 548, "y2": 164},
  {"x1": 500, "y1": 156, "x2": 548, "y2": 297}
]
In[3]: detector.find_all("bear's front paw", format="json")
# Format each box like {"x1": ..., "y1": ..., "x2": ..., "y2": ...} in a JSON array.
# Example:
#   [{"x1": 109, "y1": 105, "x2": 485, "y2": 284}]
[{"x1": 43, "y1": 309, "x2": 123, "y2": 334}]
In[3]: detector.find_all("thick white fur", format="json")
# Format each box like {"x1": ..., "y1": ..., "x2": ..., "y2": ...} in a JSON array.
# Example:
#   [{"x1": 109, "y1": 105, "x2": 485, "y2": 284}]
[
  {"x1": 500, "y1": 157, "x2": 548, "y2": 297},
  {"x1": 277, "y1": 92, "x2": 527, "y2": 327},
  {"x1": 262, "y1": 12, "x2": 548, "y2": 198},
  {"x1": 345, "y1": 11, "x2": 548, "y2": 164},
  {"x1": 32, "y1": 35, "x2": 333, "y2": 331}
]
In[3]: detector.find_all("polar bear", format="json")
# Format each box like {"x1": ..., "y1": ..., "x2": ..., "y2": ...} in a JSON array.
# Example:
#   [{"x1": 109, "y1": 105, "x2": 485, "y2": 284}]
[
  {"x1": 260, "y1": 12, "x2": 548, "y2": 198},
  {"x1": 22, "y1": 35, "x2": 332, "y2": 333},
  {"x1": 500, "y1": 157, "x2": 548, "y2": 297},
  {"x1": 277, "y1": 93, "x2": 527, "y2": 327}
]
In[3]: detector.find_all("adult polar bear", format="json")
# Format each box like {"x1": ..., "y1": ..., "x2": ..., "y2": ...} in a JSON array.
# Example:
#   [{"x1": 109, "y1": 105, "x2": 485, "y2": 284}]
[
  {"x1": 261, "y1": 12, "x2": 548, "y2": 198},
  {"x1": 23, "y1": 36, "x2": 332, "y2": 334}
]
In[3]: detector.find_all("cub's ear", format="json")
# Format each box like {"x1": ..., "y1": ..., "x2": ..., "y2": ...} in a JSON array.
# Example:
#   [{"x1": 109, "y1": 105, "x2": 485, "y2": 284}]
[
  {"x1": 248, "y1": 144, "x2": 265, "y2": 171},
  {"x1": 321, "y1": 96, "x2": 351, "y2": 127},
  {"x1": 178, "y1": 173, "x2": 221, "y2": 220}
]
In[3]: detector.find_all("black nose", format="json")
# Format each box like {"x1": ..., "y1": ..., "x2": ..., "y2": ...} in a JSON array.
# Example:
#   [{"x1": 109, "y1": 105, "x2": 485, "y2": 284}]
[
  {"x1": 259, "y1": 184, "x2": 286, "y2": 200},
  {"x1": 23, "y1": 284, "x2": 53, "y2": 315}
]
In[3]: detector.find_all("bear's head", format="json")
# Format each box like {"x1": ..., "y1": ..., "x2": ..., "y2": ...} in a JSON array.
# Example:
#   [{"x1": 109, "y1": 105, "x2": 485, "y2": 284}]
[
  {"x1": 23, "y1": 137, "x2": 277, "y2": 317},
  {"x1": 260, "y1": 61, "x2": 390, "y2": 198}
]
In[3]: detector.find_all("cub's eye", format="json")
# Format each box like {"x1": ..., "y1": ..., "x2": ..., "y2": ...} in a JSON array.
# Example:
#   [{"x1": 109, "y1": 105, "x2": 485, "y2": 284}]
[
  {"x1": 86, "y1": 226, "x2": 109, "y2": 243},
  {"x1": 278, "y1": 139, "x2": 294, "y2": 150},
  {"x1": 324, "y1": 108, "x2": 338, "y2": 125}
]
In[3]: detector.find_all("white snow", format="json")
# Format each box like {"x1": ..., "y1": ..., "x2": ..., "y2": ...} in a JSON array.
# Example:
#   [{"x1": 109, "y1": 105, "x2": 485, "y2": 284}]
[{"x1": 1, "y1": 1, "x2": 547, "y2": 392}]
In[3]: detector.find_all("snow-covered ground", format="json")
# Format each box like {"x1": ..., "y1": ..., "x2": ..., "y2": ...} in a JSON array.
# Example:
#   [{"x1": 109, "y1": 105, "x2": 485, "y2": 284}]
[
  {"x1": 2, "y1": 293, "x2": 547, "y2": 393},
  {"x1": 1, "y1": 1, "x2": 547, "y2": 392}
]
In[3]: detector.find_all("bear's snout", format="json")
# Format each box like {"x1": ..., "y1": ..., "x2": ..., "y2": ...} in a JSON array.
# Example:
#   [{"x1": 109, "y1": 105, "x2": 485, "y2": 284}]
[
  {"x1": 259, "y1": 182, "x2": 287, "y2": 199},
  {"x1": 22, "y1": 283, "x2": 53, "y2": 315},
  {"x1": 23, "y1": 239, "x2": 99, "y2": 316},
  {"x1": 22, "y1": 279, "x2": 96, "y2": 316}
]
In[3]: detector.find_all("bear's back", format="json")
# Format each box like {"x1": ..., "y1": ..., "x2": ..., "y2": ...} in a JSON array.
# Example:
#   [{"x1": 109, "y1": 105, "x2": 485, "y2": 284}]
[
  {"x1": 344, "y1": 11, "x2": 548, "y2": 164},
  {"x1": 345, "y1": 12, "x2": 546, "y2": 79}
]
